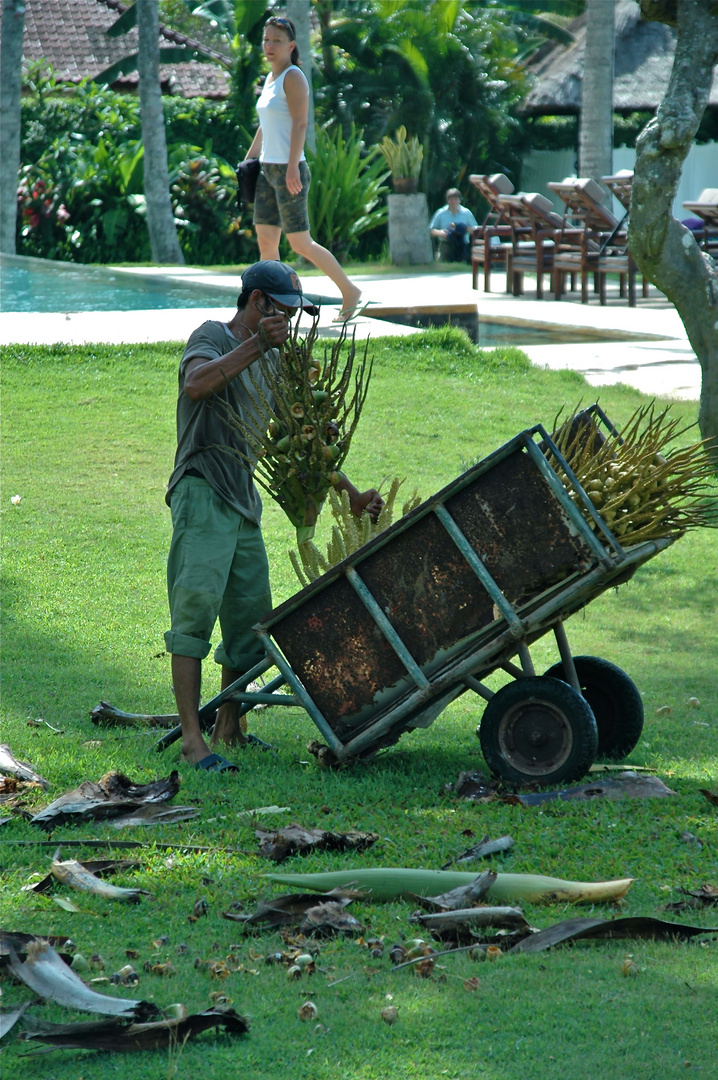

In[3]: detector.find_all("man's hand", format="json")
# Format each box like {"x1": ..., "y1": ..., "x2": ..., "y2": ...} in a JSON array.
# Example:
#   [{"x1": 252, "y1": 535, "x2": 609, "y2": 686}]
[
  {"x1": 349, "y1": 487, "x2": 384, "y2": 522},
  {"x1": 258, "y1": 312, "x2": 291, "y2": 348}
]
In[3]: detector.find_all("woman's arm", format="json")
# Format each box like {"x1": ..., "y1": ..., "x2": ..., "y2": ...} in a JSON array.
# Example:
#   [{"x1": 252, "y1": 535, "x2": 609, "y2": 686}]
[
  {"x1": 284, "y1": 68, "x2": 309, "y2": 195},
  {"x1": 245, "y1": 128, "x2": 263, "y2": 160}
]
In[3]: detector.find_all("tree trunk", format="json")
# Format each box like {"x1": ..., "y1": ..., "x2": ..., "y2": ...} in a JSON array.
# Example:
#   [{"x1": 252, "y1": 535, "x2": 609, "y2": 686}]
[
  {"x1": 286, "y1": 0, "x2": 315, "y2": 152},
  {"x1": 137, "y1": 0, "x2": 184, "y2": 265},
  {"x1": 628, "y1": 0, "x2": 718, "y2": 459},
  {"x1": 0, "y1": 0, "x2": 25, "y2": 254},
  {"x1": 578, "y1": 0, "x2": 615, "y2": 188}
]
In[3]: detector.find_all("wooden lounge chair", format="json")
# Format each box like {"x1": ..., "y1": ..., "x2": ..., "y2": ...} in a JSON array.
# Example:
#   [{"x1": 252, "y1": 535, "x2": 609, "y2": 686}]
[
  {"x1": 498, "y1": 192, "x2": 580, "y2": 300},
  {"x1": 547, "y1": 177, "x2": 641, "y2": 305},
  {"x1": 468, "y1": 173, "x2": 515, "y2": 291},
  {"x1": 682, "y1": 188, "x2": 718, "y2": 258},
  {"x1": 600, "y1": 169, "x2": 634, "y2": 215}
]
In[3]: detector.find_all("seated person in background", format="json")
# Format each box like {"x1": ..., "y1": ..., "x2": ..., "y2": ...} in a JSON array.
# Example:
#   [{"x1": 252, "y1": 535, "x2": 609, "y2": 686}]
[{"x1": 430, "y1": 188, "x2": 478, "y2": 263}]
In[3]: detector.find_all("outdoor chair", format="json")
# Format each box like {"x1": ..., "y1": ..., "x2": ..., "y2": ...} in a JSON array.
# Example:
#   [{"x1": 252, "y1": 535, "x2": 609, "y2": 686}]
[
  {"x1": 682, "y1": 188, "x2": 718, "y2": 259},
  {"x1": 468, "y1": 173, "x2": 515, "y2": 291},
  {"x1": 547, "y1": 177, "x2": 644, "y2": 306},
  {"x1": 600, "y1": 169, "x2": 634, "y2": 216},
  {"x1": 497, "y1": 192, "x2": 578, "y2": 300}
]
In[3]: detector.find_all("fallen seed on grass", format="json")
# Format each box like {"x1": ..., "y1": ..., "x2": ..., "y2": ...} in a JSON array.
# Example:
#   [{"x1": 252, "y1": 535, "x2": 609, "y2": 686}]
[
  {"x1": 655, "y1": 705, "x2": 671, "y2": 716},
  {"x1": 464, "y1": 977, "x2": 481, "y2": 991},
  {"x1": 381, "y1": 1006, "x2": 399, "y2": 1025},
  {"x1": 621, "y1": 958, "x2": 639, "y2": 977},
  {"x1": 298, "y1": 1001, "x2": 318, "y2": 1022}
]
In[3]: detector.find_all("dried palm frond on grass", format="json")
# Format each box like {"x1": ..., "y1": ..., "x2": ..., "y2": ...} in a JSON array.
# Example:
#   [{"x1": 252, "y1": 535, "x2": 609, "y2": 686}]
[
  {"x1": 289, "y1": 478, "x2": 422, "y2": 587},
  {"x1": 550, "y1": 403, "x2": 717, "y2": 546},
  {"x1": 219, "y1": 317, "x2": 372, "y2": 542}
]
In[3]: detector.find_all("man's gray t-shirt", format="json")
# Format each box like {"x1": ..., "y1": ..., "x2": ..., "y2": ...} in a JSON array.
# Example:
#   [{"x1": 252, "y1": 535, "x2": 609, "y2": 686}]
[{"x1": 166, "y1": 320, "x2": 276, "y2": 525}]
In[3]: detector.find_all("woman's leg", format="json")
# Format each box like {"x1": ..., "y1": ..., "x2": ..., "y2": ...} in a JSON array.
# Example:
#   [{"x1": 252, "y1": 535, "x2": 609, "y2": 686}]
[
  {"x1": 255, "y1": 224, "x2": 282, "y2": 262},
  {"x1": 286, "y1": 230, "x2": 362, "y2": 315}
]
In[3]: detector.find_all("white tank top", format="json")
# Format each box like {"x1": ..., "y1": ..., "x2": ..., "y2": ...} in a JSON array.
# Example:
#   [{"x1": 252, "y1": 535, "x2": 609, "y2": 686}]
[{"x1": 256, "y1": 66, "x2": 307, "y2": 164}]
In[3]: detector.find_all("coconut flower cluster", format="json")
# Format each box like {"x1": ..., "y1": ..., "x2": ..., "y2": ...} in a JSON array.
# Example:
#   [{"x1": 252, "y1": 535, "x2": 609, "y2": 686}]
[
  {"x1": 549, "y1": 403, "x2": 717, "y2": 546},
  {"x1": 220, "y1": 317, "x2": 373, "y2": 542}
]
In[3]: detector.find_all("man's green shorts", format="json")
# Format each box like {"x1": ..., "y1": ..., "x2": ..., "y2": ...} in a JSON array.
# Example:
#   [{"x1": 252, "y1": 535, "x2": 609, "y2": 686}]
[
  {"x1": 254, "y1": 161, "x2": 311, "y2": 234},
  {"x1": 164, "y1": 476, "x2": 271, "y2": 672}
]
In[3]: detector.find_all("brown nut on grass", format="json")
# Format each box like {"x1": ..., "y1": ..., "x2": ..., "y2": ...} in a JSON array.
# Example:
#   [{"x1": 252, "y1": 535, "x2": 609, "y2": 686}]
[
  {"x1": 298, "y1": 1001, "x2": 318, "y2": 1022},
  {"x1": 381, "y1": 1005, "x2": 399, "y2": 1025}
]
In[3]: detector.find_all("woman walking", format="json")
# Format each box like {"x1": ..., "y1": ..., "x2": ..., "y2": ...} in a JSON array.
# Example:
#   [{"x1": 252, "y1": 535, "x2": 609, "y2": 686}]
[{"x1": 243, "y1": 16, "x2": 364, "y2": 322}]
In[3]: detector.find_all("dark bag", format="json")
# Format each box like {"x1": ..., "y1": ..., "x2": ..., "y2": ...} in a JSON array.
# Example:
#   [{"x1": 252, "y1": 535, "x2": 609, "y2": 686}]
[{"x1": 236, "y1": 158, "x2": 261, "y2": 210}]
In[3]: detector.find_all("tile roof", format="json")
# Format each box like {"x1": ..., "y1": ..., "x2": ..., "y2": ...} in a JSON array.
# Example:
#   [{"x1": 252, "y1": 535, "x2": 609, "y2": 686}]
[{"x1": 23, "y1": 0, "x2": 232, "y2": 99}]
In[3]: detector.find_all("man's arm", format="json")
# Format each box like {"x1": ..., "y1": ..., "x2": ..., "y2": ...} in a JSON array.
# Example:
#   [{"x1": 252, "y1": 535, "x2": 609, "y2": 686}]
[
  {"x1": 182, "y1": 315, "x2": 289, "y2": 401},
  {"x1": 336, "y1": 473, "x2": 384, "y2": 521}
]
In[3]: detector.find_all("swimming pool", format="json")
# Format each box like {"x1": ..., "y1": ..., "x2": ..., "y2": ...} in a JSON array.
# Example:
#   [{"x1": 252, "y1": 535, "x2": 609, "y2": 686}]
[{"x1": 0, "y1": 254, "x2": 240, "y2": 313}]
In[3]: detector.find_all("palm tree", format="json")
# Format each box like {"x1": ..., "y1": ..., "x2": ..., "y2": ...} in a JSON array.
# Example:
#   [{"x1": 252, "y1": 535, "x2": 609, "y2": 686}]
[
  {"x1": 0, "y1": 0, "x2": 25, "y2": 253},
  {"x1": 578, "y1": 0, "x2": 615, "y2": 187},
  {"x1": 137, "y1": 0, "x2": 184, "y2": 264},
  {"x1": 286, "y1": 0, "x2": 316, "y2": 151}
]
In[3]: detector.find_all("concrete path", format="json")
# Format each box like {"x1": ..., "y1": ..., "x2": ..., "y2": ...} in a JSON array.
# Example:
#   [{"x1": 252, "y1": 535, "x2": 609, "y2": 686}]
[{"x1": 0, "y1": 264, "x2": 701, "y2": 401}]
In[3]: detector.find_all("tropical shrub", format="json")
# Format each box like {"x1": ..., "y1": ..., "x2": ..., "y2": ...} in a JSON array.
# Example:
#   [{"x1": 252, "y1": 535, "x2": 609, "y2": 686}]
[
  {"x1": 168, "y1": 144, "x2": 256, "y2": 265},
  {"x1": 306, "y1": 123, "x2": 390, "y2": 261}
]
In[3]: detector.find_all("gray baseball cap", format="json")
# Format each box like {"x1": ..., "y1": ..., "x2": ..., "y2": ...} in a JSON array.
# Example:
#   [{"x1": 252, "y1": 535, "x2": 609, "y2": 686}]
[{"x1": 241, "y1": 261, "x2": 319, "y2": 315}]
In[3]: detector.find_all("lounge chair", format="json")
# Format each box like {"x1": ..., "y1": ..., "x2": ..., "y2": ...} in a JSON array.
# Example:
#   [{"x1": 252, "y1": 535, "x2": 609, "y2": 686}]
[
  {"x1": 468, "y1": 173, "x2": 515, "y2": 291},
  {"x1": 682, "y1": 188, "x2": 718, "y2": 258},
  {"x1": 548, "y1": 177, "x2": 643, "y2": 305},
  {"x1": 498, "y1": 192, "x2": 581, "y2": 300}
]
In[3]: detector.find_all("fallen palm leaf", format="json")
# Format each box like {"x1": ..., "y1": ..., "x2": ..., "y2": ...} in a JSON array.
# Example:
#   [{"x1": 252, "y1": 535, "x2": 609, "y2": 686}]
[
  {"x1": 699, "y1": 788, "x2": 718, "y2": 807},
  {"x1": 30, "y1": 771, "x2": 181, "y2": 830},
  {"x1": 0, "y1": 744, "x2": 47, "y2": 788},
  {"x1": 9, "y1": 941, "x2": 160, "y2": 1018},
  {"x1": 110, "y1": 804, "x2": 199, "y2": 828},
  {"x1": 49, "y1": 855, "x2": 149, "y2": 903},
  {"x1": 454, "y1": 770, "x2": 676, "y2": 804},
  {"x1": 90, "y1": 702, "x2": 180, "y2": 729},
  {"x1": 24, "y1": 858, "x2": 141, "y2": 895},
  {"x1": 52, "y1": 897, "x2": 82, "y2": 912},
  {"x1": 255, "y1": 824, "x2": 379, "y2": 863},
  {"x1": 410, "y1": 871, "x2": 497, "y2": 912},
  {"x1": 503, "y1": 773, "x2": 677, "y2": 805},
  {"x1": 410, "y1": 906, "x2": 530, "y2": 935},
  {"x1": 441, "y1": 836, "x2": 513, "y2": 870},
  {"x1": 665, "y1": 884, "x2": 718, "y2": 912},
  {"x1": 301, "y1": 900, "x2": 364, "y2": 936},
  {"x1": 0, "y1": 1002, "x2": 30, "y2": 1041},
  {"x1": 0, "y1": 930, "x2": 73, "y2": 967},
  {"x1": 18, "y1": 1007, "x2": 249, "y2": 1052},
  {"x1": 223, "y1": 888, "x2": 362, "y2": 930},
  {"x1": 265, "y1": 868, "x2": 634, "y2": 905},
  {"x1": 510, "y1": 915, "x2": 718, "y2": 953}
]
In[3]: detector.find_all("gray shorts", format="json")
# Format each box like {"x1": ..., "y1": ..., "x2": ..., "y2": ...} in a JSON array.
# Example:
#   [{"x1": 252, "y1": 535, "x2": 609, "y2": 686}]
[
  {"x1": 254, "y1": 161, "x2": 311, "y2": 234},
  {"x1": 164, "y1": 476, "x2": 271, "y2": 672}
]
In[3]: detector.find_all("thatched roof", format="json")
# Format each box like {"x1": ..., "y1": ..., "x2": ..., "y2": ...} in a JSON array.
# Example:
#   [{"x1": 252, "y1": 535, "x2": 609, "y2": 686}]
[
  {"x1": 522, "y1": 0, "x2": 718, "y2": 114},
  {"x1": 22, "y1": 0, "x2": 232, "y2": 99}
]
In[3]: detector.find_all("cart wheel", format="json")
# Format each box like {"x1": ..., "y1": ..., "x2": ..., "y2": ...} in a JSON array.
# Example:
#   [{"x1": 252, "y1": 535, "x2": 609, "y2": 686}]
[
  {"x1": 478, "y1": 677, "x2": 598, "y2": 786},
  {"x1": 543, "y1": 655, "x2": 644, "y2": 761}
]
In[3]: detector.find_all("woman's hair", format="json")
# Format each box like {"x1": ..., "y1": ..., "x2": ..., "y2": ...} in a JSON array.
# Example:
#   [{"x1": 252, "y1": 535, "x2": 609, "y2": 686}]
[{"x1": 265, "y1": 16, "x2": 299, "y2": 66}]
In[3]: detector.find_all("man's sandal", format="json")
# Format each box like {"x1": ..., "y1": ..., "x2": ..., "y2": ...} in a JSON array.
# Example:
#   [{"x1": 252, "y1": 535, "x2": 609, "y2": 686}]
[{"x1": 193, "y1": 753, "x2": 238, "y2": 773}]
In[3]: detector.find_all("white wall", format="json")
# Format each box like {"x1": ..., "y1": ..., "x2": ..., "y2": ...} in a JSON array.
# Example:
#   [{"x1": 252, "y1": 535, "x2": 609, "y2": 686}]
[{"x1": 520, "y1": 142, "x2": 717, "y2": 220}]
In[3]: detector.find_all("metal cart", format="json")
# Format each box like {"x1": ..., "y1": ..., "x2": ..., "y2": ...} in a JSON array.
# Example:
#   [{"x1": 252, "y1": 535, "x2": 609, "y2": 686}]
[{"x1": 158, "y1": 405, "x2": 672, "y2": 785}]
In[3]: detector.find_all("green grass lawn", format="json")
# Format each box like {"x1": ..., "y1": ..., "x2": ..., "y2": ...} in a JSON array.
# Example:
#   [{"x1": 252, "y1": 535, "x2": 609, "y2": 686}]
[{"x1": 1, "y1": 329, "x2": 716, "y2": 1079}]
